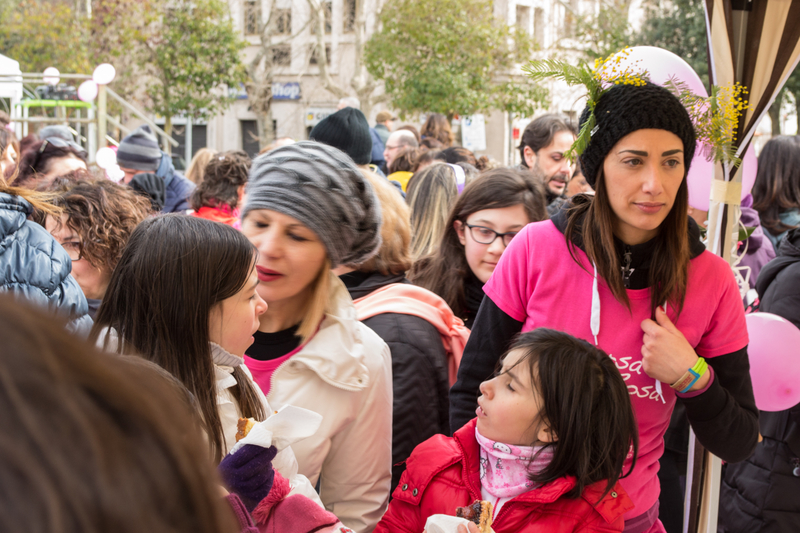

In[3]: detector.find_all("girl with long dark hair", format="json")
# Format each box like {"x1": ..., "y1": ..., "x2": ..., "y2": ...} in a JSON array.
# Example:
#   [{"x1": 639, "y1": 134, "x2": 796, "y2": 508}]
[
  {"x1": 752, "y1": 135, "x2": 800, "y2": 248},
  {"x1": 410, "y1": 168, "x2": 548, "y2": 328},
  {"x1": 91, "y1": 215, "x2": 319, "y2": 503},
  {"x1": 450, "y1": 82, "x2": 758, "y2": 532}
]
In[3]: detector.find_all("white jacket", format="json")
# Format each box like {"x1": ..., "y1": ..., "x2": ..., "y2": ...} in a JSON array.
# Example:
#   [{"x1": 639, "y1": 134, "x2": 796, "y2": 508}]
[
  {"x1": 212, "y1": 343, "x2": 322, "y2": 506},
  {"x1": 258, "y1": 275, "x2": 393, "y2": 533}
]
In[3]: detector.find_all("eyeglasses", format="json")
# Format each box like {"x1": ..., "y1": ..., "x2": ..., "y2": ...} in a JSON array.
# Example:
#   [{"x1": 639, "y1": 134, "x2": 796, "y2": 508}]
[
  {"x1": 60, "y1": 240, "x2": 83, "y2": 261},
  {"x1": 384, "y1": 144, "x2": 403, "y2": 151},
  {"x1": 465, "y1": 224, "x2": 519, "y2": 247}
]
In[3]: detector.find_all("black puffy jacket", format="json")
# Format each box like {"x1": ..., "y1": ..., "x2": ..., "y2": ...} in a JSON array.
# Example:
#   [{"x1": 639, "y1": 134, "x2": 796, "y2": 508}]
[
  {"x1": 718, "y1": 229, "x2": 800, "y2": 533},
  {"x1": 340, "y1": 271, "x2": 450, "y2": 493}
]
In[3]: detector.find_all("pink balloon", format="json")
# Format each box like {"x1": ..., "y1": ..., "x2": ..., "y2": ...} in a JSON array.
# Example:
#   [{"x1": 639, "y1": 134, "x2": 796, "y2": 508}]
[
  {"x1": 611, "y1": 46, "x2": 708, "y2": 98},
  {"x1": 745, "y1": 313, "x2": 800, "y2": 412},
  {"x1": 740, "y1": 144, "x2": 757, "y2": 198},
  {"x1": 686, "y1": 141, "x2": 757, "y2": 211},
  {"x1": 687, "y1": 145, "x2": 715, "y2": 211}
]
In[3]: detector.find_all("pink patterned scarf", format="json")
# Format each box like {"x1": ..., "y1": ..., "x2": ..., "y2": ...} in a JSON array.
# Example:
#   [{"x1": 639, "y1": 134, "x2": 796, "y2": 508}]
[{"x1": 475, "y1": 427, "x2": 554, "y2": 498}]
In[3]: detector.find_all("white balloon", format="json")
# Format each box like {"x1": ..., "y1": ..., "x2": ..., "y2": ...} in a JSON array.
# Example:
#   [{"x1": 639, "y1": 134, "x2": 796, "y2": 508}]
[
  {"x1": 95, "y1": 147, "x2": 117, "y2": 169},
  {"x1": 43, "y1": 67, "x2": 60, "y2": 86},
  {"x1": 78, "y1": 80, "x2": 98, "y2": 102},
  {"x1": 92, "y1": 63, "x2": 116, "y2": 86},
  {"x1": 106, "y1": 164, "x2": 125, "y2": 182}
]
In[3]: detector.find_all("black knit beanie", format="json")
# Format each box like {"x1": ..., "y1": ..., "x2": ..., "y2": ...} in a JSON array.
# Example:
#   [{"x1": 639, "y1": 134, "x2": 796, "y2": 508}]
[
  {"x1": 578, "y1": 82, "x2": 696, "y2": 188},
  {"x1": 309, "y1": 107, "x2": 373, "y2": 165}
]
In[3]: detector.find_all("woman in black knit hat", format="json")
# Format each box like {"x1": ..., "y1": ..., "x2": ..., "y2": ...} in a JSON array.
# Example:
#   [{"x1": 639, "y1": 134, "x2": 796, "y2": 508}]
[{"x1": 449, "y1": 81, "x2": 758, "y2": 532}]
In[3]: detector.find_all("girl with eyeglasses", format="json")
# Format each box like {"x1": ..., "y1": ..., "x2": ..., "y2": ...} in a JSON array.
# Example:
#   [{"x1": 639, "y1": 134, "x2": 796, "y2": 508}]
[{"x1": 410, "y1": 168, "x2": 548, "y2": 329}]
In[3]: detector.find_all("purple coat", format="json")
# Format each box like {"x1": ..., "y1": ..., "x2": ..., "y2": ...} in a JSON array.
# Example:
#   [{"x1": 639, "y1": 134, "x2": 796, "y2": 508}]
[{"x1": 737, "y1": 194, "x2": 776, "y2": 287}]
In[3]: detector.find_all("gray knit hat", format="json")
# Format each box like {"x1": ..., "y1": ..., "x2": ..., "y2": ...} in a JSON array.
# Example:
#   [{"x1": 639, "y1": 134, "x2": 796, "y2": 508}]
[
  {"x1": 116, "y1": 125, "x2": 162, "y2": 171},
  {"x1": 243, "y1": 141, "x2": 382, "y2": 267}
]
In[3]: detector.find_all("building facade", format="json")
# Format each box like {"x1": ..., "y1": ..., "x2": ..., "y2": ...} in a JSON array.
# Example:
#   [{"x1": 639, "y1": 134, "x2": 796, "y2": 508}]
[{"x1": 198, "y1": 0, "x2": 634, "y2": 165}]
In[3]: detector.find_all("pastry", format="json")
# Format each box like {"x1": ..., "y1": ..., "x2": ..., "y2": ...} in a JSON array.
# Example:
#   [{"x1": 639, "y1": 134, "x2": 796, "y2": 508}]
[
  {"x1": 235, "y1": 417, "x2": 256, "y2": 442},
  {"x1": 455, "y1": 500, "x2": 493, "y2": 533}
]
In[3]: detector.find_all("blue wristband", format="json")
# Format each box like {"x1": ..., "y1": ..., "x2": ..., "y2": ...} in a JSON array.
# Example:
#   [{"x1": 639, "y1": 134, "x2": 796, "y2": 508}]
[{"x1": 679, "y1": 368, "x2": 702, "y2": 394}]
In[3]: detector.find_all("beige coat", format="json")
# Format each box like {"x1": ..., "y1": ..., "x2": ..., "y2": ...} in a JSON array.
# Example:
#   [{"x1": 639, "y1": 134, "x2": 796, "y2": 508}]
[{"x1": 260, "y1": 276, "x2": 393, "y2": 533}]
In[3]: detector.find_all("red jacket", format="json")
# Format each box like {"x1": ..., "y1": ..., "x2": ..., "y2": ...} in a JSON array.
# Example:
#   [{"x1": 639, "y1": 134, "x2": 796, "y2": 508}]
[
  {"x1": 374, "y1": 420, "x2": 633, "y2": 533},
  {"x1": 191, "y1": 206, "x2": 240, "y2": 228}
]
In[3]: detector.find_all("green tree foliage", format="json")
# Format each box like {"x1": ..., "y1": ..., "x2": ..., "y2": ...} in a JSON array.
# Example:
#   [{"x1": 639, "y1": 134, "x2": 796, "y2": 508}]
[
  {"x1": 92, "y1": 0, "x2": 246, "y2": 138},
  {"x1": 768, "y1": 67, "x2": 800, "y2": 135},
  {"x1": 633, "y1": 0, "x2": 709, "y2": 89},
  {"x1": 573, "y1": 0, "x2": 633, "y2": 60},
  {"x1": 136, "y1": 0, "x2": 246, "y2": 137},
  {"x1": 364, "y1": 0, "x2": 546, "y2": 118},
  {"x1": 1, "y1": 0, "x2": 245, "y2": 142},
  {"x1": 0, "y1": 0, "x2": 91, "y2": 74}
]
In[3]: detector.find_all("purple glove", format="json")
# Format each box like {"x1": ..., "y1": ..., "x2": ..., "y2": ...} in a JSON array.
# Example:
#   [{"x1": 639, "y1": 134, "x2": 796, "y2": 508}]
[{"x1": 219, "y1": 444, "x2": 278, "y2": 512}]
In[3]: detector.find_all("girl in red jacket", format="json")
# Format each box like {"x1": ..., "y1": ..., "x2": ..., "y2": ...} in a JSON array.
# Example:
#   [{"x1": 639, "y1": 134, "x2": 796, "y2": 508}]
[{"x1": 375, "y1": 328, "x2": 638, "y2": 533}]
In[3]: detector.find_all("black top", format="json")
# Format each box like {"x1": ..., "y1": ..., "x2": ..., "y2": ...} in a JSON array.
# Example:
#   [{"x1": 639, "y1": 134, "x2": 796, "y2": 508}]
[
  {"x1": 450, "y1": 203, "x2": 758, "y2": 464},
  {"x1": 340, "y1": 269, "x2": 450, "y2": 493},
  {"x1": 246, "y1": 326, "x2": 302, "y2": 361},
  {"x1": 462, "y1": 271, "x2": 485, "y2": 330}
]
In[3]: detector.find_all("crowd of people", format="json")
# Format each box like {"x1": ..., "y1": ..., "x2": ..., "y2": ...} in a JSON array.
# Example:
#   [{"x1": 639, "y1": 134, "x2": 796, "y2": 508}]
[{"x1": 0, "y1": 80, "x2": 796, "y2": 533}]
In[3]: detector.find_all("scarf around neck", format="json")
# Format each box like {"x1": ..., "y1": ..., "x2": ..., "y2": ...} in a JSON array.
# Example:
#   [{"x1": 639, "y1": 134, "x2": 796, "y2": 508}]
[{"x1": 475, "y1": 427, "x2": 554, "y2": 499}]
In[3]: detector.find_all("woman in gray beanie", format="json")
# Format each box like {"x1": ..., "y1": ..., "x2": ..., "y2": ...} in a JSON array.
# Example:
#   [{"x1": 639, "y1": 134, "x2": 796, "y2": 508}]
[{"x1": 240, "y1": 141, "x2": 392, "y2": 533}]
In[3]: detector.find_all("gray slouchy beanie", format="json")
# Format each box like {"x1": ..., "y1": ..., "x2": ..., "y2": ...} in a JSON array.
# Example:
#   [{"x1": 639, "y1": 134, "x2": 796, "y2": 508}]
[{"x1": 242, "y1": 141, "x2": 382, "y2": 267}]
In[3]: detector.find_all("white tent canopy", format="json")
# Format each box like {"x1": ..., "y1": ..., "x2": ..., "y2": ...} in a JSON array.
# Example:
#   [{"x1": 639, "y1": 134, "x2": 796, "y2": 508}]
[{"x1": 0, "y1": 54, "x2": 23, "y2": 115}]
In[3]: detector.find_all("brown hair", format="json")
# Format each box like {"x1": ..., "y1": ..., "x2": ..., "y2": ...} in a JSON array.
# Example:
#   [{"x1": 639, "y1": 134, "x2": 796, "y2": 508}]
[
  {"x1": 0, "y1": 170, "x2": 59, "y2": 217},
  {"x1": 190, "y1": 150, "x2": 251, "y2": 211},
  {"x1": 565, "y1": 166, "x2": 691, "y2": 316},
  {"x1": 420, "y1": 137, "x2": 444, "y2": 150},
  {"x1": 51, "y1": 178, "x2": 151, "y2": 271},
  {"x1": 185, "y1": 147, "x2": 217, "y2": 185},
  {"x1": 92, "y1": 215, "x2": 267, "y2": 462},
  {"x1": 410, "y1": 168, "x2": 547, "y2": 316},
  {"x1": 421, "y1": 113, "x2": 454, "y2": 146},
  {"x1": 0, "y1": 294, "x2": 238, "y2": 533},
  {"x1": 752, "y1": 135, "x2": 800, "y2": 235},
  {"x1": 518, "y1": 114, "x2": 577, "y2": 167},
  {"x1": 396, "y1": 124, "x2": 421, "y2": 143},
  {"x1": 388, "y1": 146, "x2": 418, "y2": 174},
  {"x1": 14, "y1": 139, "x2": 87, "y2": 189},
  {"x1": 434, "y1": 146, "x2": 491, "y2": 171},
  {"x1": 356, "y1": 169, "x2": 412, "y2": 274}
]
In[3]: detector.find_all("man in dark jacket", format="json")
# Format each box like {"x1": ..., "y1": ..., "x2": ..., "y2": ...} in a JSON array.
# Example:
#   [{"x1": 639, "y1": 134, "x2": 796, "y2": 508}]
[
  {"x1": 116, "y1": 125, "x2": 195, "y2": 213},
  {"x1": 718, "y1": 227, "x2": 800, "y2": 533}
]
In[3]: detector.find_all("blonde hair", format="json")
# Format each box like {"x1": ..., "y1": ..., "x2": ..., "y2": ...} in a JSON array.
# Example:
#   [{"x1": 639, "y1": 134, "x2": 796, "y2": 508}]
[
  {"x1": 407, "y1": 163, "x2": 457, "y2": 263},
  {"x1": 356, "y1": 170, "x2": 412, "y2": 274},
  {"x1": 296, "y1": 259, "x2": 333, "y2": 344},
  {"x1": 185, "y1": 148, "x2": 217, "y2": 185},
  {"x1": 1, "y1": 172, "x2": 60, "y2": 217}
]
